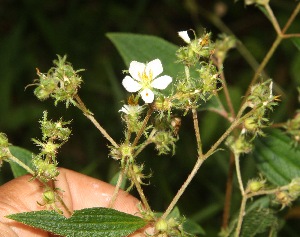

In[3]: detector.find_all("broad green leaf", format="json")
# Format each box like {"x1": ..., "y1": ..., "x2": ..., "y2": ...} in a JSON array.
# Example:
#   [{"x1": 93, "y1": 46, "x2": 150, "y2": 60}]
[
  {"x1": 183, "y1": 219, "x2": 206, "y2": 235},
  {"x1": 106, "y1": 33, "x2": 181, "y2": 79},
  {"x1": 8, "y1": 146, "x2": 34, "y2": 178},
  {"x1": 228, "y1": 208, "x2": 278, "y2": 237},
  {"x1": 240, "y1": 208, "x2": 278, "y2": 237},
  {"x1": 253, "y1": 129, "x2": 300, "y2": 186},
  {"x1": 7, "y1": 207, "x2": 146, "y2": 237}
]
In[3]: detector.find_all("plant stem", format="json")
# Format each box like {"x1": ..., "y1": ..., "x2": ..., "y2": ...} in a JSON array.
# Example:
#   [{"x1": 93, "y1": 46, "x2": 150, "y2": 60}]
[
  {"x1": 222, "y1": 152, "x2": 235, "y2": 229},
  {"x1": 132, "y1": 107, "x2": 153, "y2": 147},
  {"x1": 129, "y1": 165, "x2": 151, "y2": 212},
  {"x1": 162, "y1": 117, "x2": 242, "y2": 219},
  {"x1": 243, "y1": 2, "x2": 300, "y2": 102},
  {"x1": 218, "y1": 61, "x2": 236, "y2": 120},
  {"x1": 234, "y1": 153, "x2": 245, "y2": 195},
  {"x1": 7, "y1": 151, "x2": 34, "y2": 175},
  {"x1": 162, "y1": 157, "x2": 204, "y2": 219},
  {"x1": 235, "y1": 194, "x2": 247, "y2": 237},
  {"x1": 108, "y1": 170, "x2": 124, "y2": 208},
  {"x1": 192, "y1": 108, "x2": 203, "y2": 156},
  {"x1": 265, "y1": 3, "x2": 282, "y2": 34},
  {"x1": 133, "y1": 129, "x2": 156, "y2": 158},
  {"x1": 74, "y1": 94, "x2": 119, "y2": 148}
]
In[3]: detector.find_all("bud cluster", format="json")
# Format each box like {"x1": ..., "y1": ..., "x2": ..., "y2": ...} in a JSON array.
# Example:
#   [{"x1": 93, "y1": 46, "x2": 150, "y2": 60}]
[
  {"x1": 226, "y1": 134, "x2": 253, "y2": 155},
  {"x1": 32, "y1": 111, "x2": 71, "y2": 182},
  {"x1": 284, "y1": 111, "x2": 300, "y2": 146},
  {"x1": 245, "y1": 80, "x2": 278, "y2": 137},
  {"x1": 0, "y1": 133, "x2": 11, "y2": 167},
  {"x1": 155, "y1": 217, "x2": 189, "y2": 237},
  {"x1": 33, "y1": 55, "x2": 84, "y2": 107},
  {"x1": 275, "y1": 178, "x2": 300, "y2": 209}
]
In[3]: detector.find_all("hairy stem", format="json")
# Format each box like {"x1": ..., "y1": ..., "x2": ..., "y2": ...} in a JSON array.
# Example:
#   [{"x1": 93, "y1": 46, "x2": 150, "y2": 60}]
[
  {"x1": 132, "y1": 107, "x2": 153, "y2": 147},
  {"x1": 108, "y1": 170, "x2": 125, "y2": 208},
  {"x1": 222, "y1": 152, "x2": 235, "y2": 228},
  {"x1": 234, "y1": 153, "x2": 245, "y2": 195},
  {"x1": 74, "y1": 94, "x2": 119, "y2": 148},
  {"x1": 129, "y1": 165, "x2": 151, "y2": 212},
  {"x1": 7, "y1": 151, "x2": 34, "y2": 175},
  {"x1": 192, "y1": 108, "x2": 203, "y2": 156}
]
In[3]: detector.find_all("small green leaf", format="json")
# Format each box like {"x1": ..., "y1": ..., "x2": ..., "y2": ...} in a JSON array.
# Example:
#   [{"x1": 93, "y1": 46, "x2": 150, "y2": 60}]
[
  {"x1": 291, "y1": 37, "x2": 300, "y2": 51},
  {"x1": 8, "y1": 146, "x2": 34, "y2": 178},
  {"x1": 253, "y1": 129, "x2": 300, "y2": 186},
  {"x1": 7, "y1": 207, "x2": 147, "y2": 237},
  {"x1": 183, "y1": 219, "x2": 206, "y2": 235}
]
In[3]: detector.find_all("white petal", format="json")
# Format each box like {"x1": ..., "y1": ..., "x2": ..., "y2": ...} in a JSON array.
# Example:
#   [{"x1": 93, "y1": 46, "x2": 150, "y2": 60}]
[
  {"x1": 146, "y1": 59, "x2": 163, "y2": 79},
  {"x1": 151, "y1": 75, "x2": 172, "y2": 90},
  {"x1": 140, "y1": 88, "x2": 155, "y2": 103},
  {"x1": 178, "y1": 31, "x2": 191, "y2": 44},
  {"x1": 119, "y1": 105, "x2": 129, "y2": 114},
  {"x1": 122, "y1": 76, "x2": 142, "y2": 92},
  {"x1": 129, "y1": 61, "x2": 145, "y2": 81}
]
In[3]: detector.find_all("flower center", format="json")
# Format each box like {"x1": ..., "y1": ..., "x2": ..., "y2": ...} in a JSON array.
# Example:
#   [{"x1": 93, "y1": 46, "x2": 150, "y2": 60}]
[{"x1": 139, "y1": 69, "x2": 153, "y2": 89}]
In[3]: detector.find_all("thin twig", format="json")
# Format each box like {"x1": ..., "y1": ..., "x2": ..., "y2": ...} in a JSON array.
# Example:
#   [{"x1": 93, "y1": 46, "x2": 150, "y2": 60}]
[
  {"x1": 74, "y1": 94, "x2": 119, "y2": 148},
  {"x1": 222, "y1": 152, "x2": 235, "y2": 228},
  {"x1": 234, "y1": 153, "x2": 245, "y2": 195},
  {"x1": 265, "y1": 3, "x2": 282, "y2": 34},
  {"x1": 129, "y1": 165, "x2": 151, "y2": 212},
  {"x1": 108, "y1": 170, "x2": 125, "y2": 208},
  {"x1": 192, "y1": 108, "x2": 203, "y2": 156},
  {"x1": 132, "y1": 107, "x2": 153, "y2": 147}
]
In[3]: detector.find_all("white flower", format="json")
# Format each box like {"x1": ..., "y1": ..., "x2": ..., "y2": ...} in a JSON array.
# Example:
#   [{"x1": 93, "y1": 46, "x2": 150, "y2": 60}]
[
  {"x1": 119, "y1": 104, "x2": 143, "y2": 115},
  {"x1": 178, "y1": 31, "x2": 191, "y2": 44},
  {"x1": 122, "y1": 59, "x2": 172, "y2": 103}
]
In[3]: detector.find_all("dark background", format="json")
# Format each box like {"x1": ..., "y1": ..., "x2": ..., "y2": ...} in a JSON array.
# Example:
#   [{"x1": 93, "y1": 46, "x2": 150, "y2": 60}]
[{"x1": 1, "y1": 0, "x2": 299, "y2": 235}]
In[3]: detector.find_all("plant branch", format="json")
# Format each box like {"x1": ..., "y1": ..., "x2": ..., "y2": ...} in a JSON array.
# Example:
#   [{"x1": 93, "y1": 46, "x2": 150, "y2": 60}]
[
  {"x1": 129, "y1": 165, "x2": 151, "y2": 212},
  {"x1": 222, "y1": 152, "x2": 235, "y2": 229},
  {"x1": 265, "y1": 3, "x2": 282, "y2": 34},
  {"x1": 7, "y1": 151, "x2": 34, "y2": 175},
  {"x1": 192, "y1": 108, "x2": 203, "y2": 156},
  {"x1": 74, "y1": 94, "x2": 119, "y2": 148},
  {"x1": 108, "y1": 170, "x2": 125, "y2": 208},
  {"x1": 132, "y1": 107, "x2": 153, "y2": 147},
  {"x1": 234, "y1": 153, "x2": 245, "y2": 195},
  {"x1": 218, "y1": 61, "x2": 236, "y2": 119}
]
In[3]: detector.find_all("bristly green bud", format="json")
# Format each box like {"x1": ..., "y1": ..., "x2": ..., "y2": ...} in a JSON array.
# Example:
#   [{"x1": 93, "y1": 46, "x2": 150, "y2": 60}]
[
  {"x1": 247, "y1": 178, "x2": 266, "y2": 193},
  {"x1": 284, "y1": 112, "x2": 300, "y2": 146},
  {"x1": 226, "y1": 134, "x2": 253, "y2": 155},
  {"x1": 32, "y1": 157, "x2": 59, "y2": 182},
  {"x1": 176, "y1": 32, "x2": 215, "y2": 66},
  {"x1": 40, "y1": 111, "x2": 71, "y2": 142},
  {"x1": 119, "y1": 104, "x2": 144, "y2": 134},
  {"x1": 32, "y1": 55, "x2": 84, "y2": 108},
  {"x1": 32, "y1": 139, "x2": 61, "y2": 159},
  {"x1": 275, "y1": 191, "x2": 292, "y2": 209},
  {"x1": 0, "y1": 133, "x2": 11, "y2": 167},
  {"x1": 214, "y1": 34, "x2": 236, "y2": 64},
  {"x1": 152, "y1": 130, "x2": 178, "y2": 155},
  {"x1": 288, "y1": 178, "x2": 300, "y2": 200}
]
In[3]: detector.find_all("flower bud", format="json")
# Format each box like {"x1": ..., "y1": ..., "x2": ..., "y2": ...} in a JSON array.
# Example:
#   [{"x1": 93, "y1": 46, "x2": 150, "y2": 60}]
[
  {"x1": 247, "y1": 179, "x2": 265, "y2": 192},
  {"x1": 155, "y1": 219, "x2": 168, "y2": 233}
]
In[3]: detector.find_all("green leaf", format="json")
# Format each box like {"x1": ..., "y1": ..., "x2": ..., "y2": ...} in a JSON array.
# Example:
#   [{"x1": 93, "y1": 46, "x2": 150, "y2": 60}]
[
  {"x1": 106, "y1": 33, "x2": 181, "y2": 79},
  {"x1": 291, "y1": 37, "x2": 300, "y2": 51},
  {"x1": 239, "y1": 208, "x2": 278, "y2": 237},
  {"x1": 8, "y1": 146, "x2": 34, "y2": 178},
  {"x1": 253, "y1": 129, "x2": 300, "y2": 186},
  {"x1": 183, "y1": 219, "x2": 206, "y2": 235},
  {"x1": 7, "y1": 207, "x2": 146, "y2": 237}
]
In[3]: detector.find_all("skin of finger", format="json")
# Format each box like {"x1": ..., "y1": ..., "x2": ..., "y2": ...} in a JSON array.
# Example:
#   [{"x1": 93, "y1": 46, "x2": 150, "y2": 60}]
[{"x1": 0, "y1": 168, "x2": 143, "y2": 237}]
